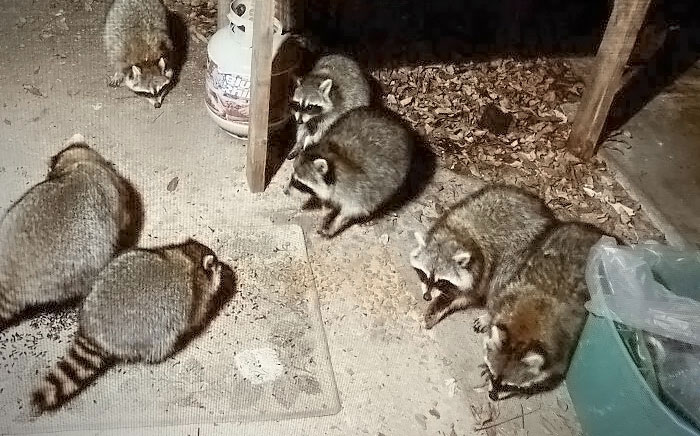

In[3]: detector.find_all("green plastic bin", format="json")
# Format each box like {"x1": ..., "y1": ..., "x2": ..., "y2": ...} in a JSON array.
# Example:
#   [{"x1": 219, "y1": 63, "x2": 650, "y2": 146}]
[
  {"x1": 568, "y1": 314, "x2": 700, "y2": 436},
  {"x1": 567, "y1": 241, "x2": 700, "y2": 436}
]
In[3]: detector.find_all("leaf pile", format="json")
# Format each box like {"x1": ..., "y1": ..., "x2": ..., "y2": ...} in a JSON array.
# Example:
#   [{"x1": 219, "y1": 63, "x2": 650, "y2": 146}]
[{"x1": 371, "y1": 57, "x2": 663, "y2": 243}]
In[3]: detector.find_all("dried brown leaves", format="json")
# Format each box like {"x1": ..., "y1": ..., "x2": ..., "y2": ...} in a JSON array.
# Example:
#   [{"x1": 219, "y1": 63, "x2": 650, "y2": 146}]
[{"x1": 372, "y1": 57, "x2": 662, "y2": 243}]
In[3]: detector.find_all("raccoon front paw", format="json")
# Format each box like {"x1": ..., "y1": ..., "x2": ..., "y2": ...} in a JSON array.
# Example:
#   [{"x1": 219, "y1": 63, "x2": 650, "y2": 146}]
[
  {"x1": 422, "y1": 313, "x2": 440, "y2": 330},
  {"x1": 478, "y1": 363, "x2": 491, "y2": 379},
  {"x1": 473, "y1": 313, "x2": 491, "y2": 333},
  {"x1": 287, "y1": 146, "x2": 301, "y2": 160},
  {"x1": 317, "y1": 226, "x2": 338, "y2": 238},
  {"x1": 108, "y1": 72, "x2": 124, "y2": 88}
]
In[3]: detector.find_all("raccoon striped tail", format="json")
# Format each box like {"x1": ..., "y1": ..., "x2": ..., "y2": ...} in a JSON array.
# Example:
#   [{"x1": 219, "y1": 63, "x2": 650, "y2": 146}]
[{"x1": 32, "y1": 334, "x2": 113, "y2": 412}]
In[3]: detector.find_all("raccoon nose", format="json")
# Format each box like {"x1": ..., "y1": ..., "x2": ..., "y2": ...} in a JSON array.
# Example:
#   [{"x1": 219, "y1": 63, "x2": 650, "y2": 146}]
[
  {"x1": 296, "y1": 117, "x2": 304, "y2": 125},
  {"x1": 423, "y1": 292, "x2": 432, "y2": 302}
]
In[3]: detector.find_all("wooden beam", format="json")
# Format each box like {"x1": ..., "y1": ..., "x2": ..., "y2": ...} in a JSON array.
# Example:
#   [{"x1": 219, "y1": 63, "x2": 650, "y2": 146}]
[
  {"x1": 246, "y1": 0, "x2": 275, "y2": 192},
  {"x1": 567, "y1": 0, "x2": 652, "y2": 160}
]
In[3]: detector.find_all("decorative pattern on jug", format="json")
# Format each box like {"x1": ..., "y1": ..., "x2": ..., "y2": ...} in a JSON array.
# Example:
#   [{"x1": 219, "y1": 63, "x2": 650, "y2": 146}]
[{"x1": 205, "y1": 58, "x2": 250, "y2": 122}]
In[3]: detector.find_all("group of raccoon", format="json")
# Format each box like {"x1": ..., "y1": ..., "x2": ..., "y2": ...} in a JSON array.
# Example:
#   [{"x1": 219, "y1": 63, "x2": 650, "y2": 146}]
[
  {"x1": 0, "y1": 135, "x2": 235, "y2": 412},
  {"x1": 287, "y1": 54, "x2": 611, "y2": 400},
  {"x1": 0, "y1": 0, "x2": 609, "y2": 412}
]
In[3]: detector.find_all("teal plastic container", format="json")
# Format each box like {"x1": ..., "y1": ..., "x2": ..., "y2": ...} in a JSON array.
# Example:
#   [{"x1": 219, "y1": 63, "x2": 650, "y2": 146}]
[
  {"x1": 567, "y1": 314, "x2": 700, "y2": 436},
  {"x1": 567, "y1": 239, "x2": 700, "y2": 436}
]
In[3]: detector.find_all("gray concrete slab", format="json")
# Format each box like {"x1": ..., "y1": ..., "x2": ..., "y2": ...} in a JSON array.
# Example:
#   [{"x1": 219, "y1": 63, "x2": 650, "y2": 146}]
[{"x1": 601, "y1": 65, "x2": 700, "y2": 249}]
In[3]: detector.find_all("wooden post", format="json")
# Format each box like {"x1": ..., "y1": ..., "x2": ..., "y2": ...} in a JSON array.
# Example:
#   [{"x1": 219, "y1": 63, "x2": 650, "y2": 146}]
[
  {"x1": 567, "y1": 0, "x2": 652, "y2": 160},
  {"x1": 246, "y1": 0, "x2": 275, "y2": 192}
]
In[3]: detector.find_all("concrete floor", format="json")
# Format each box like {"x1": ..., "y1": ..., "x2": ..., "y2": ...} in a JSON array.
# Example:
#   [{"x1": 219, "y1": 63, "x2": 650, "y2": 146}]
[
  {"x1": 601, "y1": 62, "x2": 700, "y2": 249},
  {"x1": 0, "y1": 1, "x2": 580, "y2": 435}
]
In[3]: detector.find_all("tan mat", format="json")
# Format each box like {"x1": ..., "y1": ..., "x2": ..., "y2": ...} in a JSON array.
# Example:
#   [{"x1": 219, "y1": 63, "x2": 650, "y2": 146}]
[{"x1": 0, "y1": 224, "x2": 340, "y2": 433}]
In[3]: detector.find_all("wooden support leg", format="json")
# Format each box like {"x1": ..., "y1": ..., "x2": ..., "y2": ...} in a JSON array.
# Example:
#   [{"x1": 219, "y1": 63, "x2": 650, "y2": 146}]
[
  {"x1": 246, "y1": 0, "x2": 275, "y2": 193},
  {"x1": 567, "y1": 0, "x2": 652, "y2": 160}
]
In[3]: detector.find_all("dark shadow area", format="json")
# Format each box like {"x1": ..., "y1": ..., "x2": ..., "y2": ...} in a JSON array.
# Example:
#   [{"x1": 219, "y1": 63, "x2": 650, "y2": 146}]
[
  {"x1": 606, "y1": 3, "x2": 700, "y2": 133},
  {"x1": 265, "y1": 119, "x2": 296, "y2": 187},
  {"x1": 304, "y1": 0, "x2": 613, "y2": 65},
  {"x1": 167, "y1": 11, "x2": 189, "y2": 87},
  {"x1": 0, "y1": 298, "x2": 80, "y2": 333},
  {"x1": 116, "y1": 175, "x2": 145, "y2": 250}
]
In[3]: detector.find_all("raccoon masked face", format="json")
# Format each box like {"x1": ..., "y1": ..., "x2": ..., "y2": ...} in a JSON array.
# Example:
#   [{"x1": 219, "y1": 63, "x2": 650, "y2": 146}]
[
  {"x1": 124, "y1": 58, "x2": 173, "y2": 108},
  {"x1": 291, "y1": 155, "x2": 333, "y2": 201},
  {"x1": 409, "y1": 231, "x2": 477, "y2": 301},
  {"x1": 483, "y1": 325, "x2": 550, "y2": 399},
  {"x1": 290, "y1": 78, "x2": 333, "y2": 124}
]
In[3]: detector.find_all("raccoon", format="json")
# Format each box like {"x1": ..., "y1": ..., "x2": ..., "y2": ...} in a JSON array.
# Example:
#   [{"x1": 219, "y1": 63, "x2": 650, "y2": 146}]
[
  {"x1": 104, "y1": 0, "x2": 174, "y2": 108},
  {"x1": 478, "y1": 222, "x2": 605, "y2": 400},
  {"x1": 287, "y1": 54, "x2": 371, "y2": 159},
  {"x1": 287, "y1": 107, "x2": 412, "y2": 237},
  {"x1": 32, "y1": 239, "x2": 235, "y2": 412},
  {"x1": 410, "y1": 185, "x2": 555, "y2": 330},
  {"x1": 0, "y1": 134, "x2": 141, "y2": 329}
]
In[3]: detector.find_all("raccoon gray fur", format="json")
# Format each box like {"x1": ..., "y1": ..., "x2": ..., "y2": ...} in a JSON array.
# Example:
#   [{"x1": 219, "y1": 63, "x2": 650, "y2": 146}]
[
  {"x1": 0, "y1": 134, "x2": 141, "y2": 329},
  {"x1": 287, "y1": 54, "x2": 371, "y2": 159},
  {"x1": 478, "y1": 222, "x2": 604, "y2": 400},
  {"x1": 32, "y1": 239, "x2": 235, "y2": 412},
  {"x1": 410, "y1": 184, "x2": 555, "y2": 330},
  {"x1": 287, "y1": 107, "x2": 412, "y2": 237},
  {"x1": 104, "y1": 0, "x2": 174, "y2": 108}
]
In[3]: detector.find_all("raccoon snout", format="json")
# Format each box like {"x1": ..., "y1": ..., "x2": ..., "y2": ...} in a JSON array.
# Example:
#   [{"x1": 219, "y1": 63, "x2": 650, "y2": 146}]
[{"x1": 423, "y1": 291, "x2": 432, "y2": 302}]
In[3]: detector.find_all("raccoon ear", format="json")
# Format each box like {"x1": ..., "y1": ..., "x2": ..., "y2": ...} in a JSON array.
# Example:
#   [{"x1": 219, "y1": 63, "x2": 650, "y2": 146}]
[
  {"x1": 521, "y1": 351, "x2": 545, "y2": 372},
  {"x1": 165, "y1": 68, "x2": 174, "y2": 79},
  {"x1": 294, "y1": 76, "x2": 302, "y2": 87},
  {"x1": 313, "y1": 158, "x2": 328, "y2": 175},
  {"x1": 414, "y1": 231, "x2": 426, "y2": 247},
  {"x1": 158, "y1": 57, "x2": 166, "y2": 71},
  {"x1": 452, "y1": 251, "x2": 472, "y2": 268},
  {"x1": 131, "y1": 65, "x2": 142, "y2": 78},
  {"x1": 202, "y1": 254, "x2": 217, "y2": 271},
  {"x1": 318, "y1": 79, "x2": 333, "y2": 97}
]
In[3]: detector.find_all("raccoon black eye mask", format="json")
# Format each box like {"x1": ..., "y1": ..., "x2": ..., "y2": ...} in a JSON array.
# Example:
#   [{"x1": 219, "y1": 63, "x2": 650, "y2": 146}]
[
  {"x1": 412, "y1": 268, "x2": 458, "y2": 301},
  {"x1": 289, "y1": 101, "x2": 323, "y2": 115}
]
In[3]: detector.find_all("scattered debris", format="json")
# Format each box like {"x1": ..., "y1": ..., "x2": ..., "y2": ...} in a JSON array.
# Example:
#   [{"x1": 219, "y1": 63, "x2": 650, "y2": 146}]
[
  {"x1": 445, "y1": 378, "x2": 458, "y2": 397},
  {"x1": 22, "y1": 84, "x2": 43, "y2": 97},
  {"x1": 414, "y1": 413, "x2": 428, "y2": 430},
  {"x1": 429, "y1": 407, "x2": 441, "y2": 419},
  {"x1": 167, "y1": 176, "x2": 180, "y2": 192},
  {"x1": 474, "y1": 405, "x2": 541, "y2": 432}
]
